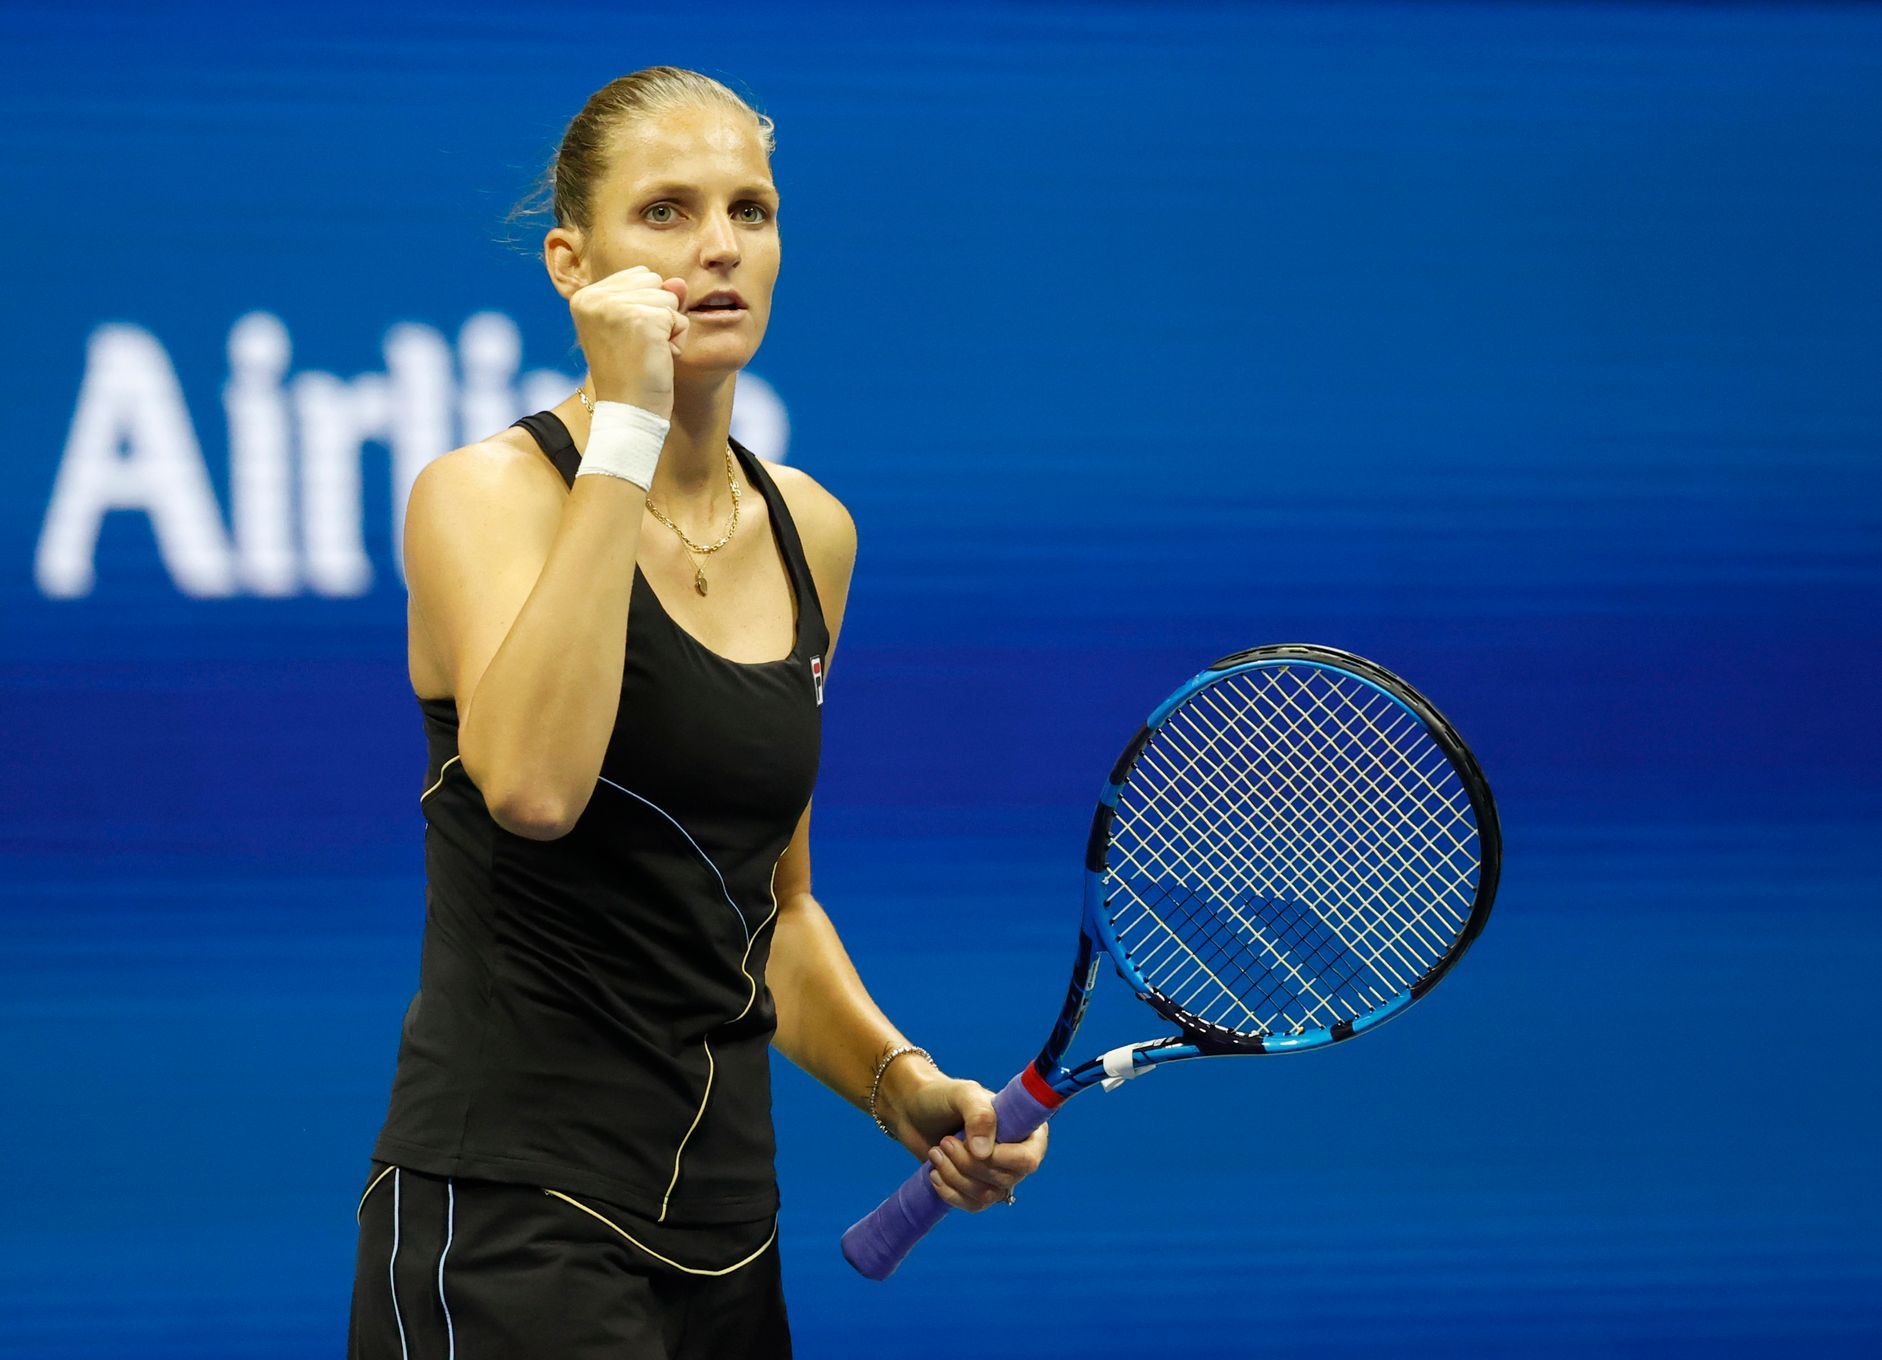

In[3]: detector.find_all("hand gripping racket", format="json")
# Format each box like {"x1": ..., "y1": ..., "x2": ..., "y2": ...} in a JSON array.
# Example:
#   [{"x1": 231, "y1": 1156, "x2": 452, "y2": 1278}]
[{"x1": 841, "y1": 643, "x2": 1501, "y2": 1279}]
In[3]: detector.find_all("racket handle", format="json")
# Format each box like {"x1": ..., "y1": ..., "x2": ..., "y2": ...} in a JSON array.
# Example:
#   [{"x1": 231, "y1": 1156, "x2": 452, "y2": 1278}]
[{"x1": 841, "y1": 1068, "x2": 1059, "y2": 1280}]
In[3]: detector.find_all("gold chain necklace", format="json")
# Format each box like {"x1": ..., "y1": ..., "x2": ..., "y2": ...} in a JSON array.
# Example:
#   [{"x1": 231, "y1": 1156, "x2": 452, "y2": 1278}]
[{"x1": 579, "y1": 386, "x2": 740, "y2": 596}]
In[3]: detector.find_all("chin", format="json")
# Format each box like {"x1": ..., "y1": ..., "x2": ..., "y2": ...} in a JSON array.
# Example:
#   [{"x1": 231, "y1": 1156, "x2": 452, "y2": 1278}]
[{"x1": 677, "y1": 341, "x2": 760, "y2": 374}]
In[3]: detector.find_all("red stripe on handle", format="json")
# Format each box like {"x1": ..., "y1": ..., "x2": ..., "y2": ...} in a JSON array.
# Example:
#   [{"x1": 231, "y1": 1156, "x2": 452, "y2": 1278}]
[{"x1": 1020, "y1": 1063, "x2": 1067, "y2": 1110}]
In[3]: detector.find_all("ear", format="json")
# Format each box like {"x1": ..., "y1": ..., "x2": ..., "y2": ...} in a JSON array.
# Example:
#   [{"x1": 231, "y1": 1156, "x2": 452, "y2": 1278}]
[{"x1": 543, "y1": 224, "x2": 588, "y2": 300}]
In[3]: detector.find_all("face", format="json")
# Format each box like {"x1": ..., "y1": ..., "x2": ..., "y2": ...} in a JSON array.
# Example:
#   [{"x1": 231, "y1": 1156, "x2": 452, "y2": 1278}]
[{"x1": 546, "y1": 102, "x2": 781, "y2": 376}]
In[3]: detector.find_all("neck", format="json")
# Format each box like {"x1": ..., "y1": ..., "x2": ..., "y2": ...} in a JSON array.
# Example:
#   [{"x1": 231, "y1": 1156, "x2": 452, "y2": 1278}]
[{"x1": 657, "y1": 372, "x2": 738, "y2": 499}]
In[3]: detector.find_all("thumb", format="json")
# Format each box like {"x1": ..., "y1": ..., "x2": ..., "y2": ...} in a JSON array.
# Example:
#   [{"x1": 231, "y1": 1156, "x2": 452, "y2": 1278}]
[{"x1": 961, "y1": 1087, "x2": 998, "y2": 1158}]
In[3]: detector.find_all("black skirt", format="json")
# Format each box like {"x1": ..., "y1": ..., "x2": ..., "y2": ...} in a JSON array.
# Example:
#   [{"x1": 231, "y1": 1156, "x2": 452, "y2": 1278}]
[{"x1": 348, "y1": 1160, "x2": 791, "y2": 1359}]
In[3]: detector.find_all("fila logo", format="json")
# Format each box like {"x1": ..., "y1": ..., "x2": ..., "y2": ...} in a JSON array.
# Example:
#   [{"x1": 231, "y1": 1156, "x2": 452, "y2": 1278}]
[{"x1": 809, "y1": 655, "x2": 824, "y2": 706}]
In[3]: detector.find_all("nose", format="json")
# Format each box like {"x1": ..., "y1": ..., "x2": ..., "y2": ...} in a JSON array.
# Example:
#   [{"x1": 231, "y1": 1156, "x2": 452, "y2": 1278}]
[{"x1": 698, "y1": 207, "x2": 740, "y2": 268}]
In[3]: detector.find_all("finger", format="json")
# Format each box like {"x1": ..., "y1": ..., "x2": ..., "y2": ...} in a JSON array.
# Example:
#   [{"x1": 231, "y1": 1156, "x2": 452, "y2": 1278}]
[
  {"x1": 981, "y1": 1138, "x2": 1047, "y2": 1179},
  {"x1": 935, "y1": 1135, "x2": 1010, "y2": 1196},
  {"x1": 959, "y1": 1092, "x2": 998, "y2": 1159},
  {"x1": 927, "y1": 1164, "x2": 981, "y2": 1212},
  {"x1": 569, "y1": 290, "x2": 685, "y2": 336},
  {"x1": 621, "y1": 286, "x2": 683, "y2": 311},
  {"x1": 933, "y1": 1138, "x2": 1010, "y2": 1205},
  {"x1": 927, "y1": 1146, "x2": 1007, "y2": 1213},
  {"x1": 597, "y1": 264, "x2": 664, "y2": 287},
  {"x1": 984, "y1": 1120, "x2": 1048, "y2": 1166},
  {"x1": 574, "y1": 270, "x2": 661, "y2": 303},
  {"x1": 581, "y1": 273, "x2": 684, "y2": 311}
]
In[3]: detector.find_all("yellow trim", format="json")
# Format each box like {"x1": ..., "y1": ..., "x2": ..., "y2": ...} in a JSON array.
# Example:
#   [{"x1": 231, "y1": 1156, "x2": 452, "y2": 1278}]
[
  {"x1": 355, "y1": 1163, "x2": 397, "y2": 1222},
  {"x1": 541, "y1": 1188, "x2": 777, "y2": 1276},
  {"x1": 656, "y1": 854, "x2": 785, "y2": 1222},
  {"x1": 658, "y1": 1038, "x2": 714, "y2": 1222},
  {"x1": 735, "y1": 858, "x2": 783, "y2": 1024},
  {"x1": 420, "y1": 754, "x2": 461, "y2": 804}
]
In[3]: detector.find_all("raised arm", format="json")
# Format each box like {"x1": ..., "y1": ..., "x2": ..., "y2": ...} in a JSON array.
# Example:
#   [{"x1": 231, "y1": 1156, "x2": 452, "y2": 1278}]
[{"x1": 402, "y1": 266, "x2": 687, "y2": 838}]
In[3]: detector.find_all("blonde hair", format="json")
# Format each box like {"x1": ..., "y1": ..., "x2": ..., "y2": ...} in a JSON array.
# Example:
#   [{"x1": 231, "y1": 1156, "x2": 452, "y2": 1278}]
[{"x1": 509, "y1": 66, "x2": 776, "y2": 235}]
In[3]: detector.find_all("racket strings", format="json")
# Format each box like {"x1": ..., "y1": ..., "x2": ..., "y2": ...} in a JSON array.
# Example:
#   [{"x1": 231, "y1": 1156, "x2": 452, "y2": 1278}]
[
  {"x1": 1128, "y1": 700, "x2": 1456, "y2": 1008},
  {"x1": 1171, "y1": 669, "x2": 1475, "y2": 1018},
  {"x1": 1113, "y1": 871, "x2": 1376, "y2": 1034},
  {"x1": 1106, "y1": 664, "x2": 1482, "y2": 1039},
  {"x1": 1181, "y1": 682, "x2": 1478, "y2": 958},
  {"x1": 1161, "y1": 671, "x2": 1475, "y2": 1014}
]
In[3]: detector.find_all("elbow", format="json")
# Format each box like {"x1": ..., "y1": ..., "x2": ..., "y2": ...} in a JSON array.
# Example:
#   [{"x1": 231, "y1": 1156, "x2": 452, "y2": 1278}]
[
  {"x1": 488, "y1": 790, "x2": 581, "y2": 841},
  {"x1": 463, "y1": 747, "x2": 586, "y2": 840}
]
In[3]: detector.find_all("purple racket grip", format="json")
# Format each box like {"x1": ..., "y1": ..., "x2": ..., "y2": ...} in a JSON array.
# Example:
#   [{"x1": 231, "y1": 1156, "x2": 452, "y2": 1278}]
[{"x1": 841, "y1": 1068, "x2": 1061, "y2": 1280}]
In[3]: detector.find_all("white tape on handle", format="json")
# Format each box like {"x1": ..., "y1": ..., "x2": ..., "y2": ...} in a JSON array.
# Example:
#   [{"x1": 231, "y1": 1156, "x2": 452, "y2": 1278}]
[{"x1": 1099, "y1": 1045, "x2": 1151, "y2": 1093}]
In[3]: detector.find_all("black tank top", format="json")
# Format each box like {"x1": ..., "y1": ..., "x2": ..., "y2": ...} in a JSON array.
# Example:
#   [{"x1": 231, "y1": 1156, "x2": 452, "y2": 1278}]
[{"x1": 371, "y1": 411, "x2": 828, "y2": 1235}]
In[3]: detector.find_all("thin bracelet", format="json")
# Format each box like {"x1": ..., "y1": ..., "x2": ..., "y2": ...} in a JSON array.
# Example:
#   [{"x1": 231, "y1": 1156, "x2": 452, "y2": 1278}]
[{"x1": 868, "y1": 1044, "x2": 935, "y2": 1141}]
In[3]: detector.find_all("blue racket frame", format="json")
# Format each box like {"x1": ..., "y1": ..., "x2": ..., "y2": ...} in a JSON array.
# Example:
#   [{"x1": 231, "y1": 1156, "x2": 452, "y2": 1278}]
[
  {"x1": 841, "y1": 643, "x2": 1500, "y2": 1279},
  {"x1": 1035, "y1": 643, "x2": 1499, "y2": 1095}
]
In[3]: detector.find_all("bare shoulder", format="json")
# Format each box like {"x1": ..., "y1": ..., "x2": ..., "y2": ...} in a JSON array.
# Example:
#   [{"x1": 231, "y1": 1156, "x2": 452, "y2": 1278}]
[
  {"x1": 409, "y1": 427, "x2": 567, "y2": 518},
  {"x1": 403, "y1": 429, "x2": 570, "y2": 708},
  {"x1": 765, "y1": 459, "x2": 858, "y2": 637},
  {"x1": 402, "y1": 430, "x2": 566, "y2": 613},
  {"x1": 766, "y1": 460, "x2": 857, "y2": 566}
]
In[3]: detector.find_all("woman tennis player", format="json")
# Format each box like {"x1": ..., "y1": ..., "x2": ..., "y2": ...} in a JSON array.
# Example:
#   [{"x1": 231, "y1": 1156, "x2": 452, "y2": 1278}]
[{"x1": 347, "y1": 67, "x2": 1048, "y2": 1357}]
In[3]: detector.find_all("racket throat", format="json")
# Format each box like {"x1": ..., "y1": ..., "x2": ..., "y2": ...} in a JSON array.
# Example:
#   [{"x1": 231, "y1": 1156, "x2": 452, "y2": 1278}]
[{"x1": 1095, "y1": 1044, "x2": 1154, "y2": 1092}]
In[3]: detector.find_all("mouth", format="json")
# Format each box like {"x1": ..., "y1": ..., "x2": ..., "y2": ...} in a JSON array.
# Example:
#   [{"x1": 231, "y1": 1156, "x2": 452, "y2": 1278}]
[{"x1": 689, "y1": 289, "x2": 748, "y2": 318}]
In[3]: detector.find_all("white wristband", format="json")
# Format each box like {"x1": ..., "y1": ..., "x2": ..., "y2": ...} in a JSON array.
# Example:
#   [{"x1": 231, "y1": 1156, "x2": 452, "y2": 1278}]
[{"x1": 575, "y1": 400, "x2": 669, "y2": 490}]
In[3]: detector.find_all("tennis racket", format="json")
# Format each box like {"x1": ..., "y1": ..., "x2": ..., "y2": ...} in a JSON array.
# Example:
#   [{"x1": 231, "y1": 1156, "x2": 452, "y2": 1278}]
[{"x1": 841, "y1": 643, "x2": 1500, "y2": 1280}]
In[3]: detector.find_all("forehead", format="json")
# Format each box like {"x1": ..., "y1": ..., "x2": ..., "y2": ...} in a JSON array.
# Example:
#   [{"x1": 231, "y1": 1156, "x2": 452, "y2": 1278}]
[{"x1": 605, "y1": 104, "x2": 773, "y2": 193}]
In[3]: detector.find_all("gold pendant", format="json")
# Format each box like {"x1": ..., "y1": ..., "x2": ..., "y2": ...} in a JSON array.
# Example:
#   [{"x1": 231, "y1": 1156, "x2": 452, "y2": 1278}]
[{"x1": 694, "y1": 565, "x2": 709, "y2": 596}]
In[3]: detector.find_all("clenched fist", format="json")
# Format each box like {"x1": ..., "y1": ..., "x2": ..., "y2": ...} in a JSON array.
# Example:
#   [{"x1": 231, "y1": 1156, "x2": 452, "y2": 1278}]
[{"x1": 569, "y1": 266, "x2": 689, "y2": 420}]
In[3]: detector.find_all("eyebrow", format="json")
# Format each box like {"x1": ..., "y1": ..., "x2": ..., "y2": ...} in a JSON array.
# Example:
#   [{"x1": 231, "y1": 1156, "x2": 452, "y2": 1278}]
[{"x1": 634, "y1": 181, "x2": 779, "y2": 200}]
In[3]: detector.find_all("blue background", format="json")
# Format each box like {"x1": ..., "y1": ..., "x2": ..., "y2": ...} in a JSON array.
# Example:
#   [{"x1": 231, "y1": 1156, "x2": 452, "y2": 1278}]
[{"x1": 3, "y1": 1, "x2": 1879, "y2": 1355}]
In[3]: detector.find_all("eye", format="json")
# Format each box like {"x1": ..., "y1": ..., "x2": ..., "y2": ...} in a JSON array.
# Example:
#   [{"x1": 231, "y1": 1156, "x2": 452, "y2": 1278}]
[
  {"x1": 644, "y1": 203, "x2": 678, "y2": 224},
  {"x1": 736, "y1": 202, "x2": 772, "y2": 223}
]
